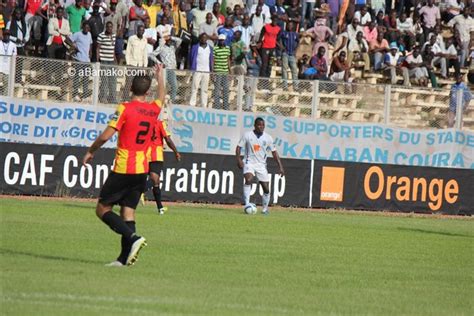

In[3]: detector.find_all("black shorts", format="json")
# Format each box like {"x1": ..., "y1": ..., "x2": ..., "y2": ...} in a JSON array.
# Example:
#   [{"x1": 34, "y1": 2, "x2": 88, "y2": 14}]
[
  {"x1": 99, "y1": 172, "x2": 147, "y2": 208},
  {"x1": 149, "y1": 161, "x2": 164, "y2": 175}
]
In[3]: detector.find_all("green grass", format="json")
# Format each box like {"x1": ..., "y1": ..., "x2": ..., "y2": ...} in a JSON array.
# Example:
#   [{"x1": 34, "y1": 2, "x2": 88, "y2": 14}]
[{"x1": 1, "y1": 198, "x2": 473, "y2": 315}]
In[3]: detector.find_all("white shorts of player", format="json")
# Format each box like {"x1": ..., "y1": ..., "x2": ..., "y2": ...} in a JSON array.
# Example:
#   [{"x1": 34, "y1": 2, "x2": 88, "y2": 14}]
[{"x1": 243, "y1": 163, "x2": 270, "y2": 182}]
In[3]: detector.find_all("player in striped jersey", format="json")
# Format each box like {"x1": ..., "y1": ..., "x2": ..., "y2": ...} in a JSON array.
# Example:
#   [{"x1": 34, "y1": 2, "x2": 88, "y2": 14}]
[
  {"x1": 82, "y1": 64, "x2": 165, "y2": 267},
  {"x1": 146, "y1": 120, "x2": 181, "y2": 214},
  {"x1": 236, "y1": 117, "x2": 285, "y2": 215}
]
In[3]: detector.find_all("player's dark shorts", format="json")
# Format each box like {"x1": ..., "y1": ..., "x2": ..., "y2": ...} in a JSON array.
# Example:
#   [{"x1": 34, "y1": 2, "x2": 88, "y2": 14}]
[
  {"x1": 149, "y1": 161, "x2": 163, "y2": 175},
  {"x1": 99, "y1": 172, "x2": 147, "y2": 208}
]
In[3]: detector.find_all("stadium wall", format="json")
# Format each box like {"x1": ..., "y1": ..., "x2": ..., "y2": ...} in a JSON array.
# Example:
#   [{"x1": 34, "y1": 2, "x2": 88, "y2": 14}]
[{"x1": 1, "y1": 143, "x2": 472, "y2": 215}]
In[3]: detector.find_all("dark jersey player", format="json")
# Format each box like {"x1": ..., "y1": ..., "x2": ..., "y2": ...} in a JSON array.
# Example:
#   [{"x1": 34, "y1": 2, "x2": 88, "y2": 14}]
[
  {"x1": 146, "y1": 119, "x2": 181, "y2": 214},
  {"x1": 82, "y1": 65, "x2": 165, "y2": 267}
]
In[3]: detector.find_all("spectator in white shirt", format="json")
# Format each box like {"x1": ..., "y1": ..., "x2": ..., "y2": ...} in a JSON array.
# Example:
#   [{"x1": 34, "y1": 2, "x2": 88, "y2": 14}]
[
  {"x1": 189, "y1": 33, "x2": 213, "y2": 107},
  {"x1": 383, "y1": 43, "x2": 410, "y2": 86},
  {"x1": 0, "y1": 29, "x2": 17, "y2": 94},
  {"x1": 448, "y1": 7, "x2": 474, "y2": 67},
  {"x1": 397, "y1": 12, "x2": 415, "y2": 50},
  {"x1": 426, "y1": 34, "x2": 448, "y2": 78},
  {"x1": 354, "y1": 6, "x2": 371, "y2": 27},
  {"x1": 7, "y1": 8, "x2": 30, "y2": 55},
  {"x1": 347, "y1": 18, "x2": 364, "y2": 43},
  {"x1": 251, "y1": 5, "x2": 266, "y2": 41},
  {"x1": 347, "y1": 31, "x2": 370, "y2": 72},
  {"x1": 406, "y1": 46, "x2": 428, "y2": 86},
  {"x1": 125, "y1": 24, "x2": 147, "y2": 66},
  {"x1": 199, "y1": 12, "x2": 218, "y2": 47},
  {"x1": 444, "y1": 37, "x2": 460, "y2": 76},
  {"x1": 251, "y1": 0, "x2": 271, "y2": 24},
  {"x1": 234, "y1": 14, "x2": 254, "y2": 50},
  {"x1": 143, "y1": 16, "x2": 157, "y2": 66}
]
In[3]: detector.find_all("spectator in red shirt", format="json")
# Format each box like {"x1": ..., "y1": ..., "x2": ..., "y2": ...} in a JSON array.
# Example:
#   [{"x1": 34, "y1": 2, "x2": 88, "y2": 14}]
[{"x1": 258, "y1": 14, "x2": 281, "y2": 78}]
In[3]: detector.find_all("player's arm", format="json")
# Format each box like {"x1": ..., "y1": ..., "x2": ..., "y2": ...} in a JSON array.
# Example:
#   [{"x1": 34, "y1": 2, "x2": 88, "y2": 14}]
[
  {"x1": 164, "y1": 136, "x2": 181, "y2": 161},
  {"x1": 82, "y1": 126, "x2": 117, "y2": 165},
  {"x1": 235, "y1": 145, "x2": 244, "y2": 169},
  {"x1": 272, "y1": 150, "x2": 285, "y2": 176},
  {"x1": 154, "y1": 63, "x2": 166, "y2": 106}
]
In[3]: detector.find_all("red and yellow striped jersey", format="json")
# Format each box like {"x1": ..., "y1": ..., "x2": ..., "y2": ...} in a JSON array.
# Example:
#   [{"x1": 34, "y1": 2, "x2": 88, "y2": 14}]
[
  {"x1": 150, "y1": 120, "x2": 171, "y2": 162},
  {"x1": 108, "y1": 99, "x2": 161, "y2": 174}
]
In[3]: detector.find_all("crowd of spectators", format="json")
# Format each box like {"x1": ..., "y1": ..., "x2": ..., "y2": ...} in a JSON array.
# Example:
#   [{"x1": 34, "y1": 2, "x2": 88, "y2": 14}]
[{"x1": 0, "y1": 0, "x2": 473, "y2": 103}]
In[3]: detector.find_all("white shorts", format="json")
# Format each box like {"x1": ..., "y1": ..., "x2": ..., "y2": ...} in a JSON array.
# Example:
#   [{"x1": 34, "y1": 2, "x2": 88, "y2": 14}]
[{"x1": 243, "y1": 163, "x2": 270, "y2": 182}]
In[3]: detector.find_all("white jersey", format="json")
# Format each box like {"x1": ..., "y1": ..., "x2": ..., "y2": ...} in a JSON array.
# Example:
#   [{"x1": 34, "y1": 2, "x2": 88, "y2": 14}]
[{"x1": 238, "y1": 131, "x2": 275, "y2": 165}]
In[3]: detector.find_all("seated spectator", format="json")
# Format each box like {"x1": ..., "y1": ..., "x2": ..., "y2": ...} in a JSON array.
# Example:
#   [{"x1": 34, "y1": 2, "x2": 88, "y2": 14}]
[
  {"x1": 354, "y1": 5, "x2": 371, "y2": 27},
  {"x1": 364, "y1": 21, "x2": 378, "y2": 43},
  {"x1": 444, "y1": 37, "x2": 461, "y2": 77},
  {"x1": 425, "y1": 34, "x2": 448, "y2": 79},
  {"x1": 347, "y1": 31, "x2": 370, "y2": 73},
  {"x1": 421, "y1": 44, "x2": 439, "y2": 88},
  {"x1": 329, "y1": 51, "x2": 353, "y2": 83},
  {"x1": 448, "y1": 74, "x2": 472, "y2": 127},
  {"x1": 383, "y1": 10, "x2": 399, "y2": 43},
  {"x1": 382, "y1": 42, "x2": 410, "y2": 86},
  {"x1": 297, "y1": 54, "x2": 311, "y2": 79},
  {"x1": 304, "y1": 46, "x2": 328, "y2": 80},
  {"x1": 199, "y1": 12, "x2": 218, "y2": 47},
  {"x1": 405, "y1": 46, "x2": 429, "y2": 86},
  {"x1": 369, "y1": 31, "x2": 389, "y2": 71}
]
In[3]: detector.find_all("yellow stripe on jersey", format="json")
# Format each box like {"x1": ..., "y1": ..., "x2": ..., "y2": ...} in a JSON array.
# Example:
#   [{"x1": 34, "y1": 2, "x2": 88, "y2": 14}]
[
  {"x1": 162, "y1": 121, "x2": 171, "y2": 137},
  {"x1": 114, "y1": 148, "x2": 129, "y2": 174},
  {"x1": 135, "y1": 151, "x2": 146, "y2": 174},
  {"x1": 155, "y1": 146, "x2": 164, "y2": 162},
  {"x1": 108, "y1": 103, "x2": 126, "y2": 129},
  {"x1": 153, "y1": 99, "x2": 162, "y2": 109}
]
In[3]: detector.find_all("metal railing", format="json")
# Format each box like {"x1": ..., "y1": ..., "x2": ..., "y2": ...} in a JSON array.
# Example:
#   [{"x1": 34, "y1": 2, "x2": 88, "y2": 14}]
[{"x1": 1, "y1": 55, "x2": 471, "y2": 131}]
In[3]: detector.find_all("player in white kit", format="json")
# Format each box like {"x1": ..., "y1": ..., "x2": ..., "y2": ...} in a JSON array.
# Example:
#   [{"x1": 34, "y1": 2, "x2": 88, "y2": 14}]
[{"x1": 235, "y1": 117, "x2": 285, "y2": 214}]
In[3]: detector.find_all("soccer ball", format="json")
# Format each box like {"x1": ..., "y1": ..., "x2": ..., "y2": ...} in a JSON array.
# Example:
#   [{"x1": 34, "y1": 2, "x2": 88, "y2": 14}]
[{"x1": 244, "y1": 203, "x2": 257, "y2": 215}]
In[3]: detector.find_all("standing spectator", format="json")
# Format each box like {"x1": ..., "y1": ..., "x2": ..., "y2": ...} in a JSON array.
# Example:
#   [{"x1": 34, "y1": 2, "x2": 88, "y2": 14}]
[
  {"x1": 448, "y1": 74, "x2": 471, "y2": 127},
  {"x1": 199, "y1": 12, "x2": 218, "y2": 47},
  {"x1": 173, "y1": 0, "x2": 189, "y2": 36},
  {"x1": 244, "y1": 42, "x2": 261, "y2": 110},
  {"x1": 191, "y1": 0, "x2": 213, "y2": 37},
  {"x1": 88, "y1": 2, "x2": 104, "y2": 62},
  {"x1": 143, "y1": 16, "x2": 158, "y2": 66},
  {"x1": 229, "y1": 4, "x2": 244, "y2": 26},
  {"x1": 156, "y1": 15, "x2": 173, "y2": 38},
  {"x1": 157, "y1": 3, "x2": 174, "y2": 26},
  {"x1": 234, "y1": 14, "x2": 254, "y2": 49},
  {"x1": 217, "y1": 16, "x2": 235, "y2": 46},
  {"x1": 286, "y1": 0, "x2": 301, "y2": 31},
  {"x1": 47, "y1": 7, "x2": 71, "y2": 59},
  {"x1": 24, "y1": 0, "x2": 43, "y2": 27},
  {"x1": 329, "y1": 51, "x2": 353, "y2": 83},
  {"x1": 406, "y1": 46, "x2": 429, "y2": 86},
  {"x1": 251, "y1": 0, "x2": 271, "y2": 24},
  {"x1": 97, "y1": 21, "x2": 117, "y2": 103},
  {"x1": 0, "y1": 29, "x2": 17, "y2": 94},
  {"x1": 152, "y1": 31, "x2": 182, "y2": 102},
  {"x1": 25, "y1": 0, "x2": 43, "y2": 50},
  {"x1": 306, "y1": 17, "x2": 333, "y2": 61},
  {"x1": 259, "y1": 14, "x2": 281, "y2": 78},
  {"x1": 397, "y1": 12, "x2": 415, "y2": 51},
  {"x1": 347, "y1": 18, "x2": 363, "y2": 43},
  {"x1": 383, "y1": 10, "x2": 398, "y2": 43},
  {"x1": 212, "y1": 2, "x2": 225, "y2": 26},
  {"x1": 251, "y1": 5, "x2": 266, "y2": 40},
  {"x1": 347, "y1": 30, "x2": 370, "y2": 74},
  {"x1": 418, "y1": 0, "x2": 440, "y2": 40},
  {"x1": 142, "y1": 0, "x2": 161, "y2": 28},
  {"x1": 213, "y1": 33, "x2": 231, "y2": 109},
  {"x1": 369, "y1": 31, "x2": 389, "y2": 71},
  {"x1": 278, "y1": 21, "x2": 299, "y2": 89},
  {"x1": 444, "y1": 37, "x2": 461, "y2": 77},
  {"x1": 125, "y1": 24, "x2": 147, "y2": 66},
  {"x1": 270, "y1": 0, "x2": 286, "y2": 30},
  {"x1": 70, "y1": 21, "x2": 93, "y2": 101},
  {"x1": 447, "y1": 7, "x2": 474, "y2": 68},
  {"x1": 104, "y1": 0, "x2": 125, "y2": 64},
  {"x1": 383, "y1": 43, "x2": 410, "y2": 86},
  {"x1": 7, "y1": 8, "x2": 29, "y2": 56},
  {"x1": 444, "y1": 0, "x2": 464, "y2": 23},
  {"x1": 300, "y1": 0, "x2": 315, "y2": 30},
  {"x1": 231, "y1": 30, "x2": 246, "y2": 75},
  {"x1": 66, "y1": 0, "x2": 86, "y2": 33},
  {"x1": 189, "y1": 33, "x2": 213, "y2": 107},
  {"x1": 128, "y1": 0, "x2": 149, "y2": 37}
]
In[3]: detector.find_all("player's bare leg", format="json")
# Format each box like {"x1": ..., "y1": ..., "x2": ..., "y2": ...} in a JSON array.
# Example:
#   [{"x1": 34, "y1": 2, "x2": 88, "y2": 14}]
[
  {"x1": 243, "y1": 173, "x2": 254, "y2": 205},
  {"x1": 260, "y1": 182, "x2": 271, "y2": 215}
]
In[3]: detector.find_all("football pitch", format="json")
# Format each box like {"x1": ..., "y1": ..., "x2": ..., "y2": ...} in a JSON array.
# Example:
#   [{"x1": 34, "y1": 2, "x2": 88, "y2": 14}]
[{"x1": 1, "y1": 197, "x2": 473, "y2": 315}]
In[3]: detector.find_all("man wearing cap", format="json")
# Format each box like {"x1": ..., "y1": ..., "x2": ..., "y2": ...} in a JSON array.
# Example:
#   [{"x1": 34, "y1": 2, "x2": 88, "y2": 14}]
[
  {"x1": 213, "y1": 33, "x2": 231, "y2": 110},
  {"x1": 152, "y1": 31, "x2": 182, "y2": 102},
  {"x1": 383, "y1": 42, "x2": 410, "y2": 86}
]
